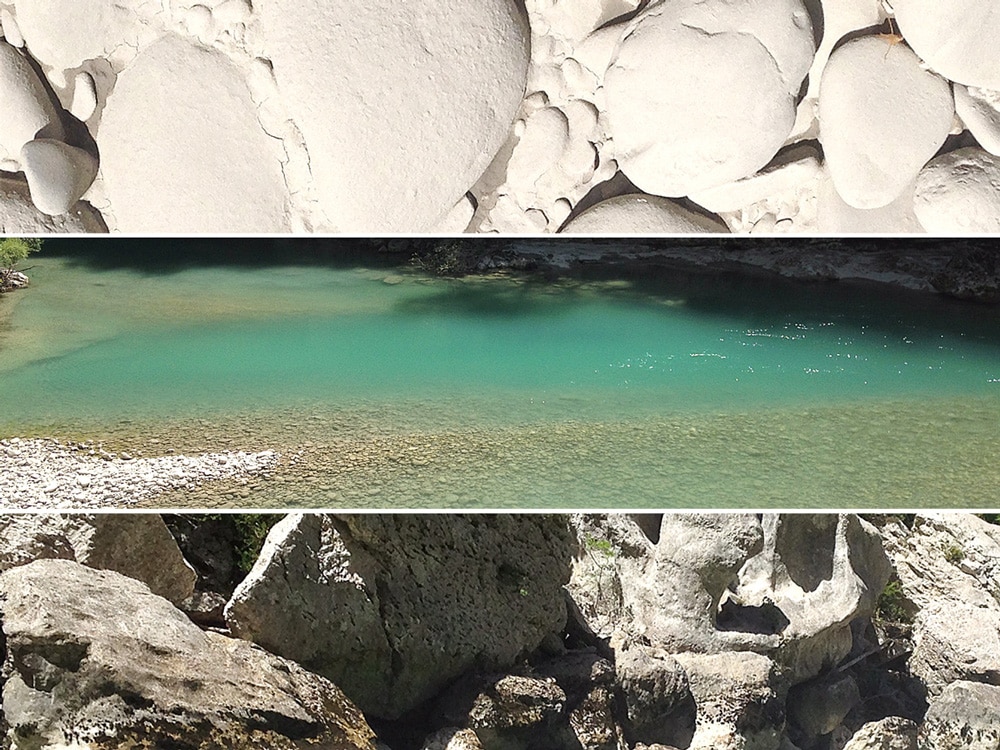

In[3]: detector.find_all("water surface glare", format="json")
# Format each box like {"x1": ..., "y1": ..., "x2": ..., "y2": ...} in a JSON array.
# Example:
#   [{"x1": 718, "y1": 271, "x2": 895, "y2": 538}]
[{"x1": 2, "y1": 256, "x2": 998, "y2": 507}]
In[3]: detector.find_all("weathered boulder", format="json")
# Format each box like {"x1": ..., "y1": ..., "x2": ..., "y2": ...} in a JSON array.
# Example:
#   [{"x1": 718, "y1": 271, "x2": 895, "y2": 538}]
[
  {"x1": 436, "y1": 673, "x2": 568, "y2": 750},
  {"x1": 615, "y1": 644, "x2": 694, "y2": 747},
  {"x1": 734, "y1": 514, "x2": 892, "y2": 681},
  {"x1": 842, "y1": 717, "x2": 917, "y2": 750},
  {"x1": 568, "y1": 514, "x2": 889, "y2": 684},
  {"x1": 919, "y1": 681, "x2": 1000, "y2": 750},
  {"x1": 0, "y1": 512, "x2": 195, "y2": 604},
  {"x1": 423, "y1": 728, "x2": 487, "y2": 750},
  {"x1": 226, "y1": 513, "x2": 575, "y2": 719},
  {"x1": 787, "y1": 672, "x2": 859, "y2": 738},
  {"x1": 0, "y1": 559, "x2": 378, "y2": 750},
  {"x1": 929, "y1": 248, "x2": 1000, "y2": 303},
  {"x1": 879, "y1": 513, "x2": 1000, "y2": 695},
  {"x1": 672, "y1": 651, "x2": 787, "y2": 750},
  {"x1": 913, "y1": 148, "x2": 1000, "y2": 233},
  {"x1": 433, "y1": 650, "x2": 626, "y2": 750},
  {"x1": 569, "y1": 513, "x2": 770, "y2": 654}
]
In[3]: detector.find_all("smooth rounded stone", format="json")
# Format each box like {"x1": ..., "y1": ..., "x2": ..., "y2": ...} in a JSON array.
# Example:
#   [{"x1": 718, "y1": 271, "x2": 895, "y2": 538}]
[
  {"x1": 689, "y1": 147, "x2": 823, "y2": 214},
  {"x1": 20, "y1": 138, "x2": 98, "y2": 215},
  {"x1": 955, "y1": 85, "x2": 1000, "y2": 156},
  {"x1": 258, "y1": 0, "x2": 528, "y2": 232},
  {"x1": 913, "y1": 148, "x2": 1000, "y2": 232},
  {"x1": 10, "y1": 0, "x2": 146, "y2": 72},
  {"x1": 0, "y1": 173, "x2": 106, "y2": 231},
  {"x1": 893, "y1": 0, "x2": 1000, "y2": 89},
  {"x1": 819, "y1": 36, "x2": 954, "y2": 209},
  {"x1": 97, "y1": 35, "x2": 288, "y2": 232},
  {"x1": 505, "y1": 106, "x2": 572, "y2": 200},
  {"x1": 604, "y1": 0, "x2": 812, "y2": 197},
  {"x1": 1, "y1": 6, "x2": 24, "y2": 47},
  {"x1": 561, "y1": 194, "x2": 728, "y2": 233},
  {"x1": 816, "y1": 169, "x2": 924, "y2": 233},
  {"x1": 0, "y1": 40, "x2": 64, "y2": 155},
  {"x1": 70, "y1": 70, "x2": 98, "y2": 121}
]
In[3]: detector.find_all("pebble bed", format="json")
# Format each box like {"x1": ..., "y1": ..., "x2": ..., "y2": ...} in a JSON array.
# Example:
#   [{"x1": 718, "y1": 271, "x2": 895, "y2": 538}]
[{"x1": 0, "y1": 437, "x2": 279, "y2": 508}]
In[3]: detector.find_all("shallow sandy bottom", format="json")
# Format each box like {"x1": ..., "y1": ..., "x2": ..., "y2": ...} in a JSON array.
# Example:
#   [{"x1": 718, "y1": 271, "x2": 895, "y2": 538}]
[{"x1": 9, "y1": 392, "x2": 987, "y2": 509}]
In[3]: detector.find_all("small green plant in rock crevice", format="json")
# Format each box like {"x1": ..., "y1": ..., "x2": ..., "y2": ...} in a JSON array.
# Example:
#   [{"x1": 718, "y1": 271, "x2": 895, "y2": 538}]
[
  {"x1": 944, "y1": 545, "x2": 965, "y2": 565},
  {"x1": 230, "y1": 514, "x2": 282, "y2": 575},
  {"x1": 874, "y1": 579, "x2": 912, "y2": 626}
]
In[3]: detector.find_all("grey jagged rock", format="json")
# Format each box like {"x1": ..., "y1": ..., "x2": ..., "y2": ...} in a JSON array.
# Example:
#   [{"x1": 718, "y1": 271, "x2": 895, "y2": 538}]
[
  {"x1": 225, "y1": 513, "x2": 575, "y2": 719},
  {"x1": 842, "y1": 717, "x2": 918, "y2": 750},
  {"x1": 569, "y1": 513, "x2": 769, "y2": 654},
  {"x1": 787, "y1": 672, "x2": 860, "y2": 738},
  {"x1": 422, "y1": 728, "x2": 487, "y2": 750},
  {"x1": 734, "y1": 514, "x2": 892, "y2": 681},
  {"x1": 879, "y1": 513, "x2": 1000, "y2": 696},
  {"x1": 614, "y1": 644, "x2": 694, "y2": 747},
  {"x1": 0, "y1": 512, "x2": 195, "y2": 604},
  {"x1": 673, "y1": 651, "x2": 788, "y2": 750},
  {"x1": 568, "y1": 514, "x2": 889, "y2": 682},
  {"x1": 0, "y1": 559, "x2": 378, "y2": 750},
  {"x1": 431, "y1": 650, "x2": 626, "y2": 750},
  {"x1": 920, "y1": 681, "x2": 1000, "y2": 750}
]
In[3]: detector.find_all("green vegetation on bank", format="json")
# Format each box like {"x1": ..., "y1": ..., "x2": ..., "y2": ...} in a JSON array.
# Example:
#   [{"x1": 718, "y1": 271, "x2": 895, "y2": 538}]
[{"x1": 0, "y1": 238, "x2": 43, "y2": 292}]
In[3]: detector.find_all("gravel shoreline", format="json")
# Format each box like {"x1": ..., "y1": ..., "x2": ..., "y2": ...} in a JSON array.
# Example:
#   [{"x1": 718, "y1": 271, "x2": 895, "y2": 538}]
[{"x1": 1, "y1": 437, "x2": 279, "y2": 509}]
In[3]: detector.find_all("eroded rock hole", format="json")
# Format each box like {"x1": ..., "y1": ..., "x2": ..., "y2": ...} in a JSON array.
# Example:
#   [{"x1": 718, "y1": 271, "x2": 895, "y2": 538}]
[{"x1": 776, "y1": 515, "x2": 837, "y2": 592}]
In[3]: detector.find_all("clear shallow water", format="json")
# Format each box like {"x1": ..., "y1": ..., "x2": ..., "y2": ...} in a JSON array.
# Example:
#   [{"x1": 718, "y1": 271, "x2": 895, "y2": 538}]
[{"x1": 2, "y1": 250, "x2": 999, "y2": 508}]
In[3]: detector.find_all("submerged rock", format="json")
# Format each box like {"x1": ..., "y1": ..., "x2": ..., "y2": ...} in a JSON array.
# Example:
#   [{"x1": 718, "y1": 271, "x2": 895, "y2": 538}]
[
  {"x1": 0, "y1": 559, "x2": 378, "y2": 750},
  {"x1": 225, "y1": 513, "x2": 575, "y2": 719}
]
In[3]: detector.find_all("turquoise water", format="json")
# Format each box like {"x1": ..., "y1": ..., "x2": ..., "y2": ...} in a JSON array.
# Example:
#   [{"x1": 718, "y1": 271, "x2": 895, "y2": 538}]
[{"x1": 2, "y1": 248, "x2": 999, "y2": 507}]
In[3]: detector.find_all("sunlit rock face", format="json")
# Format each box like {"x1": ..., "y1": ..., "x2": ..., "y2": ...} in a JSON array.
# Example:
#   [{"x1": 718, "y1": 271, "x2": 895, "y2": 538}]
[
  {"x1": 2, "y1": 0, "x2": 999, "y2": 232},
  {"x1": 1, "y1": 513, "x2": 1000, "y2": 750}
]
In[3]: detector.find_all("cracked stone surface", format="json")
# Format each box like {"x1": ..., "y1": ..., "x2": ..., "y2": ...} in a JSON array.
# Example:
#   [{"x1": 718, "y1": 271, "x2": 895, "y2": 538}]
[
  {"x1": 224, "y1": 513, "x2": 575, "y2": 720},
  {"x1": 0, "y1": 0, "x2": 999, "y2": 232}
]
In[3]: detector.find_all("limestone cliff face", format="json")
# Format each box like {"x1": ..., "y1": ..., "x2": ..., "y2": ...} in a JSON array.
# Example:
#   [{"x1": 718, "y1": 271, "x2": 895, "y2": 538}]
[{"x1": 1, "y1": 512, "x2": 998, "y2": 750}]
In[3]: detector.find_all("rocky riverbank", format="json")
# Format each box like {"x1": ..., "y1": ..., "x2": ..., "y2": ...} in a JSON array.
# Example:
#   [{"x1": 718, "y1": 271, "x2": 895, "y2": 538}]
[
  {"x1": 1, "y1": 512, "x2": 997, "y2": 749},
  {"x1": 0, "y1": 437, "x2": 279, "y2": 508},
  {"x1": 387, "y1": 239, "x2": 1000, "y2": 303}
]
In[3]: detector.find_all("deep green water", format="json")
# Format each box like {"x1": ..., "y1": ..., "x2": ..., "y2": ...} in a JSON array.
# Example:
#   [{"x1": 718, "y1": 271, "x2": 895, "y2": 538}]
[{"x1": 2, "y1": 247, "x2": 998, "y2": 507}]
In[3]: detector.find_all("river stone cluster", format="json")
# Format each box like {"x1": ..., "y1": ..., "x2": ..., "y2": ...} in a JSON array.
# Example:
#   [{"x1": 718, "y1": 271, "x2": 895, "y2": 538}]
[
  {"x1": 0, "y1": 0, "x2": 998, "y2": 233},
  {"x1": 1, "y1": 437, "x2": 279, "y2": 508},
  {"x1": 1, "y1": 512, "x2": 996, "y2": 750}
]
